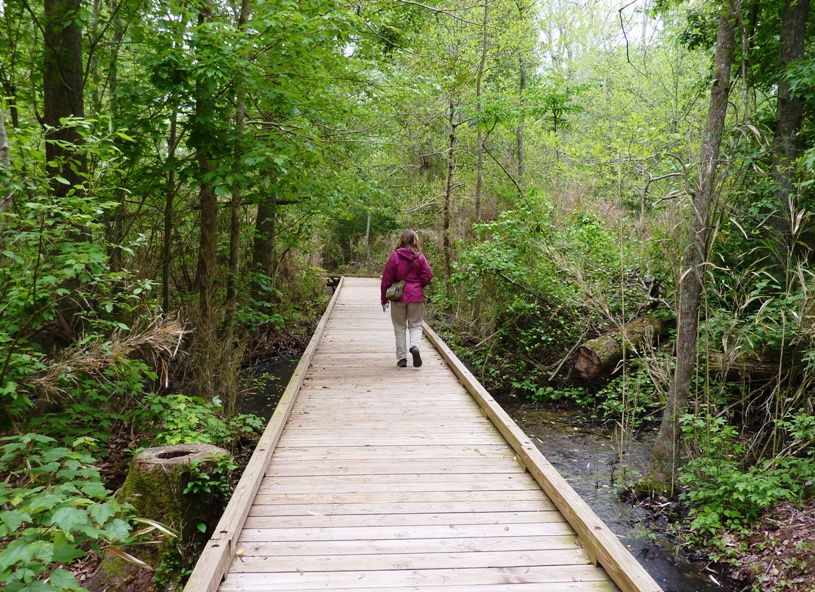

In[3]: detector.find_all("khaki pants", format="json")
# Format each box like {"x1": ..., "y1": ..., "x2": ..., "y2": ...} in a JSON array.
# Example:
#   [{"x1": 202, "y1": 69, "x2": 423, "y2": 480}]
[{"x1": 390, "y1": 301, "x2": 425, "y2": 361}]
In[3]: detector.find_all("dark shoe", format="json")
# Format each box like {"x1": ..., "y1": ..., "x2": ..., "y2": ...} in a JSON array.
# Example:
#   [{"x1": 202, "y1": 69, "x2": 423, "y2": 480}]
[
  {"x1": 410, "y1": 346, "x2": 422, "y2": 367},
  {"x1": 397, "y1": 358, "x2": 407, "y2": 367}
]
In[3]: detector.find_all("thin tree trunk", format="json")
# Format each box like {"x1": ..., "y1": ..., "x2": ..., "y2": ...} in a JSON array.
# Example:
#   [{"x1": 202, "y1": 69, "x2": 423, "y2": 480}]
[
  {"x1": 769, "y1": 0, "x2": 810, "y2": 248},
  {"x1": 104, "y1": 0, "x2": 124, "y2": 272},
  {"x1": 474, "y1": 0, "x2": 488, "y2": 223},
  {"x1": 251, "y1": 192, "x2": 276, "y2": 301},
  {"x1": 517, "y1": 56, "x2": 526, "y2": 192},
  {"x1": 364, "y1": 211, "x2": 372, "y2": 265},
  {"x1": 224, "y1": 0, "x2": 252, "y2": 340},
  {"x1": 195, "y1": 0, "x2": 218, "y2": 398},
  {"x1": 43, "y1": 0, "x2": 86, "y2": 197},
  {"x1": 644, "y1": 0, "x2": 737, "y2": 493},
  {"x1": 442, "y1": 99, "x2": 457, "y2": 291},
  {"x1": 0, "y1": 109, "x2": 10, "y2": 220},
  {"x1": 163, "y1": 113, "x2": 177, "y2": 314}
]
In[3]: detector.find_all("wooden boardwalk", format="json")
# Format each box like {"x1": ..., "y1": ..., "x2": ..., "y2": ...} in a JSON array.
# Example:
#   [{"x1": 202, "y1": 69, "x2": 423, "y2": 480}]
[{"x1": 186, "y1": 277, "x2": 662, "y2": 592}]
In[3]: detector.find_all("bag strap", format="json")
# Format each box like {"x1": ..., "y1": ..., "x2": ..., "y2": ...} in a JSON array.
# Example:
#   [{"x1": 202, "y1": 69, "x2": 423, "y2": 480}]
[{"x1": 398, "y1": 255, "x2": 416, "y2": 283}]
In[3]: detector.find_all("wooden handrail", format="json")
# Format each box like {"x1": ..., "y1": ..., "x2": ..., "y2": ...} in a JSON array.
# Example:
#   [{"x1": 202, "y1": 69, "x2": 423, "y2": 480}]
[
  {"x1": 422, "y1": 321, "x2": 664, "y2": 592},
  {"x1": 183, "y1": 277, "x2": 345, "y2": 592}
]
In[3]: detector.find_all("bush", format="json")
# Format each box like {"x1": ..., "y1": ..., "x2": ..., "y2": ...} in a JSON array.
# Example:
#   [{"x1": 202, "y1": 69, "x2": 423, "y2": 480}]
[{"x1": 0, "y1": 434, "x2": 135, "y2": 592}]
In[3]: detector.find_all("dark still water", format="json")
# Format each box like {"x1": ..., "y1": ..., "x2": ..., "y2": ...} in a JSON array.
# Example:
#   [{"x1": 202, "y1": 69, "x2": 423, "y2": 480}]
[
  {"x1": 240, "y1": 359, "x2": 722, "y2": 591},
  {"x1": 238, "y1": 358, "x2": 301, "y2": 419},
  {"x1": 507, "y1": 405, "x2": 725, "y2": 592}
]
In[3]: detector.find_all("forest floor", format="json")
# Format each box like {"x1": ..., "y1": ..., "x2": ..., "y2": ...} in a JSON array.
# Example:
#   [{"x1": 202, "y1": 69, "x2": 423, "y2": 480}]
[{"x1": 718, "y1": 501, "x2": 815, "y2": 591}]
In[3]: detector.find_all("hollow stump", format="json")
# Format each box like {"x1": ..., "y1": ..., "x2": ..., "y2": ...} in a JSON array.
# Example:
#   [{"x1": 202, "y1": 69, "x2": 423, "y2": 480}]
[{"x1": 86, "y1": 444, "x2": 229, "y2": 592}]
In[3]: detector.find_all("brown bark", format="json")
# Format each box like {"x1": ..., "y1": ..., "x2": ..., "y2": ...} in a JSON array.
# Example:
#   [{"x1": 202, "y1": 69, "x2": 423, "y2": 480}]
[
  {"x1": 163, "y1": 113, "x2": 178, "y2": 314},
  {"x1": 474, "y1": 0, "x2": 488, "y2": 223},
  {"x1": 574, "y1": 315, "x2": 668, "y2": 381},
  {"x1": 194, "y1": 0, "x2": 219, "y2": 399},
  {"x1": 43, "y1": 0, "x2": 86, "y2": 197},
  {"x1": 644, "y1": 0, "x2": 737, "y2": 494},
  {"x1": 0, "y1": 108, "x2": 10, "y2": 219},
  {"x1": 517, "y1": 56, "x2": 526, "y2": 192},
  {"x1": 769, "y1": 0, "x2": 810, "y2": 249},
  {"x1": 224, "y1": 0, "x2": 252, "y2": 340},
  {"x1": 251, "y1": 191, "x2": 276, "y2": 301},
  {"x1": 442, "y1": 99, "x2": 457, "y2": 292}
]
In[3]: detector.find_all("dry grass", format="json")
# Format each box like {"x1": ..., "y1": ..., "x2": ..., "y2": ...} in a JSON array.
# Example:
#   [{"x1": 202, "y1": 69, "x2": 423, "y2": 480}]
[{"x1": 32, "y1": 318, "x2": 186, "y2": 400}]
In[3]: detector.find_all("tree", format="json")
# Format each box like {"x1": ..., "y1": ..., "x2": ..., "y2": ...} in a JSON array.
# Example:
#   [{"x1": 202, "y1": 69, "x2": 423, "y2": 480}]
[
  {"x1": 644, "y1": 0, "x2": 738, "y2": 493},
  {"x1": 43, "y1": 0, "x2": 86, "y2": 197}
]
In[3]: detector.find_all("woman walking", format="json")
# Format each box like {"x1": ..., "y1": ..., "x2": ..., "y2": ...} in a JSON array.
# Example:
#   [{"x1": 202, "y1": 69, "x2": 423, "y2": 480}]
[{"x1": 380, "y1": 229, "x2": 433, "y2": 367}]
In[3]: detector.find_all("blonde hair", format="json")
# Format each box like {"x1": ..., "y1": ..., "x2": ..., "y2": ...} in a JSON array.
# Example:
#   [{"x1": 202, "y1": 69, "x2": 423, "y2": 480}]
[{"x1": 397, "y1": 229, "x2": 420, "y2": 252}]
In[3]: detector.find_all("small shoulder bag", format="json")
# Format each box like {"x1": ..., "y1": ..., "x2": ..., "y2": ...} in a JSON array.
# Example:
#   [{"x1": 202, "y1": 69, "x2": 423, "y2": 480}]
[{"x1": 385, "y1": 256, "x2": 416, "y2": 301}]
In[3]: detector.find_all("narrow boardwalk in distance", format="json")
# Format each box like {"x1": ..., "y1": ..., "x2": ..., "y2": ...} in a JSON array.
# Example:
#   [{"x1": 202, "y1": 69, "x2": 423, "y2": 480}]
[{"x1": 185, "y1": 277, "x2": 662, "y2": 592}]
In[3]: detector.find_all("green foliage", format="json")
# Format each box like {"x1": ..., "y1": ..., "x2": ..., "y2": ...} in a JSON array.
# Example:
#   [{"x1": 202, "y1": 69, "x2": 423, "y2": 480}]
[
  {"x1": 136, "y1": 393, "x2": 264, "y2": 452},
  {"x1": 0, "y1": 434, "x2": 134, "y2": 592},
  {"x1": 678, "y1": 414, "x2": 814, "y2": 539},
  {"x1": 183, "y1": 455, "x2": 237, "y2": 502}
]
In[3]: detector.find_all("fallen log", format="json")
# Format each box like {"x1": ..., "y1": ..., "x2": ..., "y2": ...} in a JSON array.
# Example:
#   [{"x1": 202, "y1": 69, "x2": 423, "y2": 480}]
[{"x1": 574, "y1": 315, "x2": 669, "y2": 380}]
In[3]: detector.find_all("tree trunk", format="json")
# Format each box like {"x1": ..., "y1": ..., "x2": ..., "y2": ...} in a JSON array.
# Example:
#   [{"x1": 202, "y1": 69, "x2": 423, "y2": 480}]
[
  {"x1": 86, "y1": 445, "x2": 229, "y2": 592},
  {"x1": 769, "y1": 0, "x2": 810, "y2": 250},
  {"x1": 163, "y1": 112, "x2": 178, "y2": 314},
  {"x1": 43, "y1": 0, "x2": 86, "y2": 197},
  {"x1": 0, "y1": 109, "x2": 10, "y2": 219},
  {"x1": 103, "y1": 0, "x2": 124, "y2": 272},
  {"x1": 251, "y1": 191, "x2": 277, "y2": 301},
  {"x1": 574, "y1": 315, "x2": 669, "y2": 381},
  {"x1": 517, "y1": 55, "x2": 526, "y2": 192},
  {"x1": 474, "y1": 0, "x2": 488, "y2": 223},
  {"x1": 194, "y1": 0, "x2": 219, "y2": 399},
  {"x1": 224, "y1": 0, "x2": 252, "y2": 341},
  {"x1": 644, "y1": 0, "x2": 737, "y2": 494},
  {"x1": 364, "y1": 211, "x2": 372, "y2": 265},
  {"x1": 442, "y1": 99, "x2": 457, "y2": 292}
]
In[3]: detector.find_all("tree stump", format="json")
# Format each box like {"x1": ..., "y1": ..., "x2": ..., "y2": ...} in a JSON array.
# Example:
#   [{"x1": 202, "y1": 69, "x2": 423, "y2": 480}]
[
  {"x1": 574, "y1": 315, "x2": 668, "y2": 380},
  {"x1": 86, "y1": 444, "x2": 229, "y2": 592}
]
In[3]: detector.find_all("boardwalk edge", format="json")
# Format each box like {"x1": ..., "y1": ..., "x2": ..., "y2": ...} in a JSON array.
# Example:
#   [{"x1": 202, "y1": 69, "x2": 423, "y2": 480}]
[
  {"x1": 422, "y1": 321, "x2": 664, "y2": 592},
  {"x1": 183, "y1": 278, "x2": 346, "y2": 592}
]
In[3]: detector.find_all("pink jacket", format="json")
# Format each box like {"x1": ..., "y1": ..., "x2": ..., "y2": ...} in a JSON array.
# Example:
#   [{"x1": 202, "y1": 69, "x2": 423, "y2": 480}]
[{"x1": 380, "y1": 248, "x2": 433, "y2": 304}]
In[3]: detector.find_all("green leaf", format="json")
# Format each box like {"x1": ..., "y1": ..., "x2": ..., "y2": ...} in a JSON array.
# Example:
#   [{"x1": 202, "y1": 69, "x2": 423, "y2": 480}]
[
  {"x1": 197, "y1": 522, "x2": 206, "y2": 533},
  {"x1": 48, "y1": 568, "x2": 81, "y2": 590},
  {"x1": 79, "y1": 482, "x2": 109, "y2": 499},
  {"x1": 49, "y1": 507, "x2": 87, "y2": 533},
  {"x1": 42, "y1": 448, "x2": 71, "y2": 463},
  {"x1": 0, "y1": 538, "x2": 37, "y2": 571},
  {"x1": 88, "y1": 503, "x2": 116, "y2": 525},
  {"x1": 103, "y1": 518, "x2": 131, "y2": 542},
  {"x1": 29, "y1": 495, "x2": 63, "y2": 513},
  {"x1": 51, "y1": 541, "x2": 85, "y2": 564}
]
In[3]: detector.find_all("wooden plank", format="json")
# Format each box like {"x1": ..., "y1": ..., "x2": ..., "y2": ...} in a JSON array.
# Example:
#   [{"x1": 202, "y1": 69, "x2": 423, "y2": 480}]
[
  {"x1": 229, "y1": 548, "x2": 592, "y2": 572},
  {"x1": 247, "y1": 499, "x2": 556, "y2": 516},
  {"x1": 266, "y1": 459, "x2": 522, "y2": 476},
  {"x1": 183, "y1": 278, "x2": 346, "y2": 592},
  {"x1": 268, "y1": 445, "x2": 514, "y2": 459},
  {"x1": 423, "y1": 322, "x2": 662, "y2": 592},
  {"x1": 252, "y1": 489, "x2": 547, "y2": 505},
  {"x1": 235, "y1": 535, "x2": 579, "y2": 555},
  {"x1": 223, "y1": 584, "x2": 616, "y2": 592},
  {"x1": 237, "y1": 522, "x2": 577, "y2": 542},
  {"x1": 219, "y1": 565, "x2": 611, "y2": 590},
  {"x1": 242, "y1": 510, "x2": 566, "y2": 528}
]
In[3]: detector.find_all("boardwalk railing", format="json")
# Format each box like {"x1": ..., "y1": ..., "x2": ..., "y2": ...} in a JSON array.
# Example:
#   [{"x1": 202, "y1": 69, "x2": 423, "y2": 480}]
[{"x1": 184, "y1": 277, "x2": 663, "y2": 592}]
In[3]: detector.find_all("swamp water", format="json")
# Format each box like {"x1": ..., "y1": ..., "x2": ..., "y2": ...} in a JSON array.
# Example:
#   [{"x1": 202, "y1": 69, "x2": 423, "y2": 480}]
[{"x1": 240, "y1": 359, "x2": 724, "y2": 592}]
